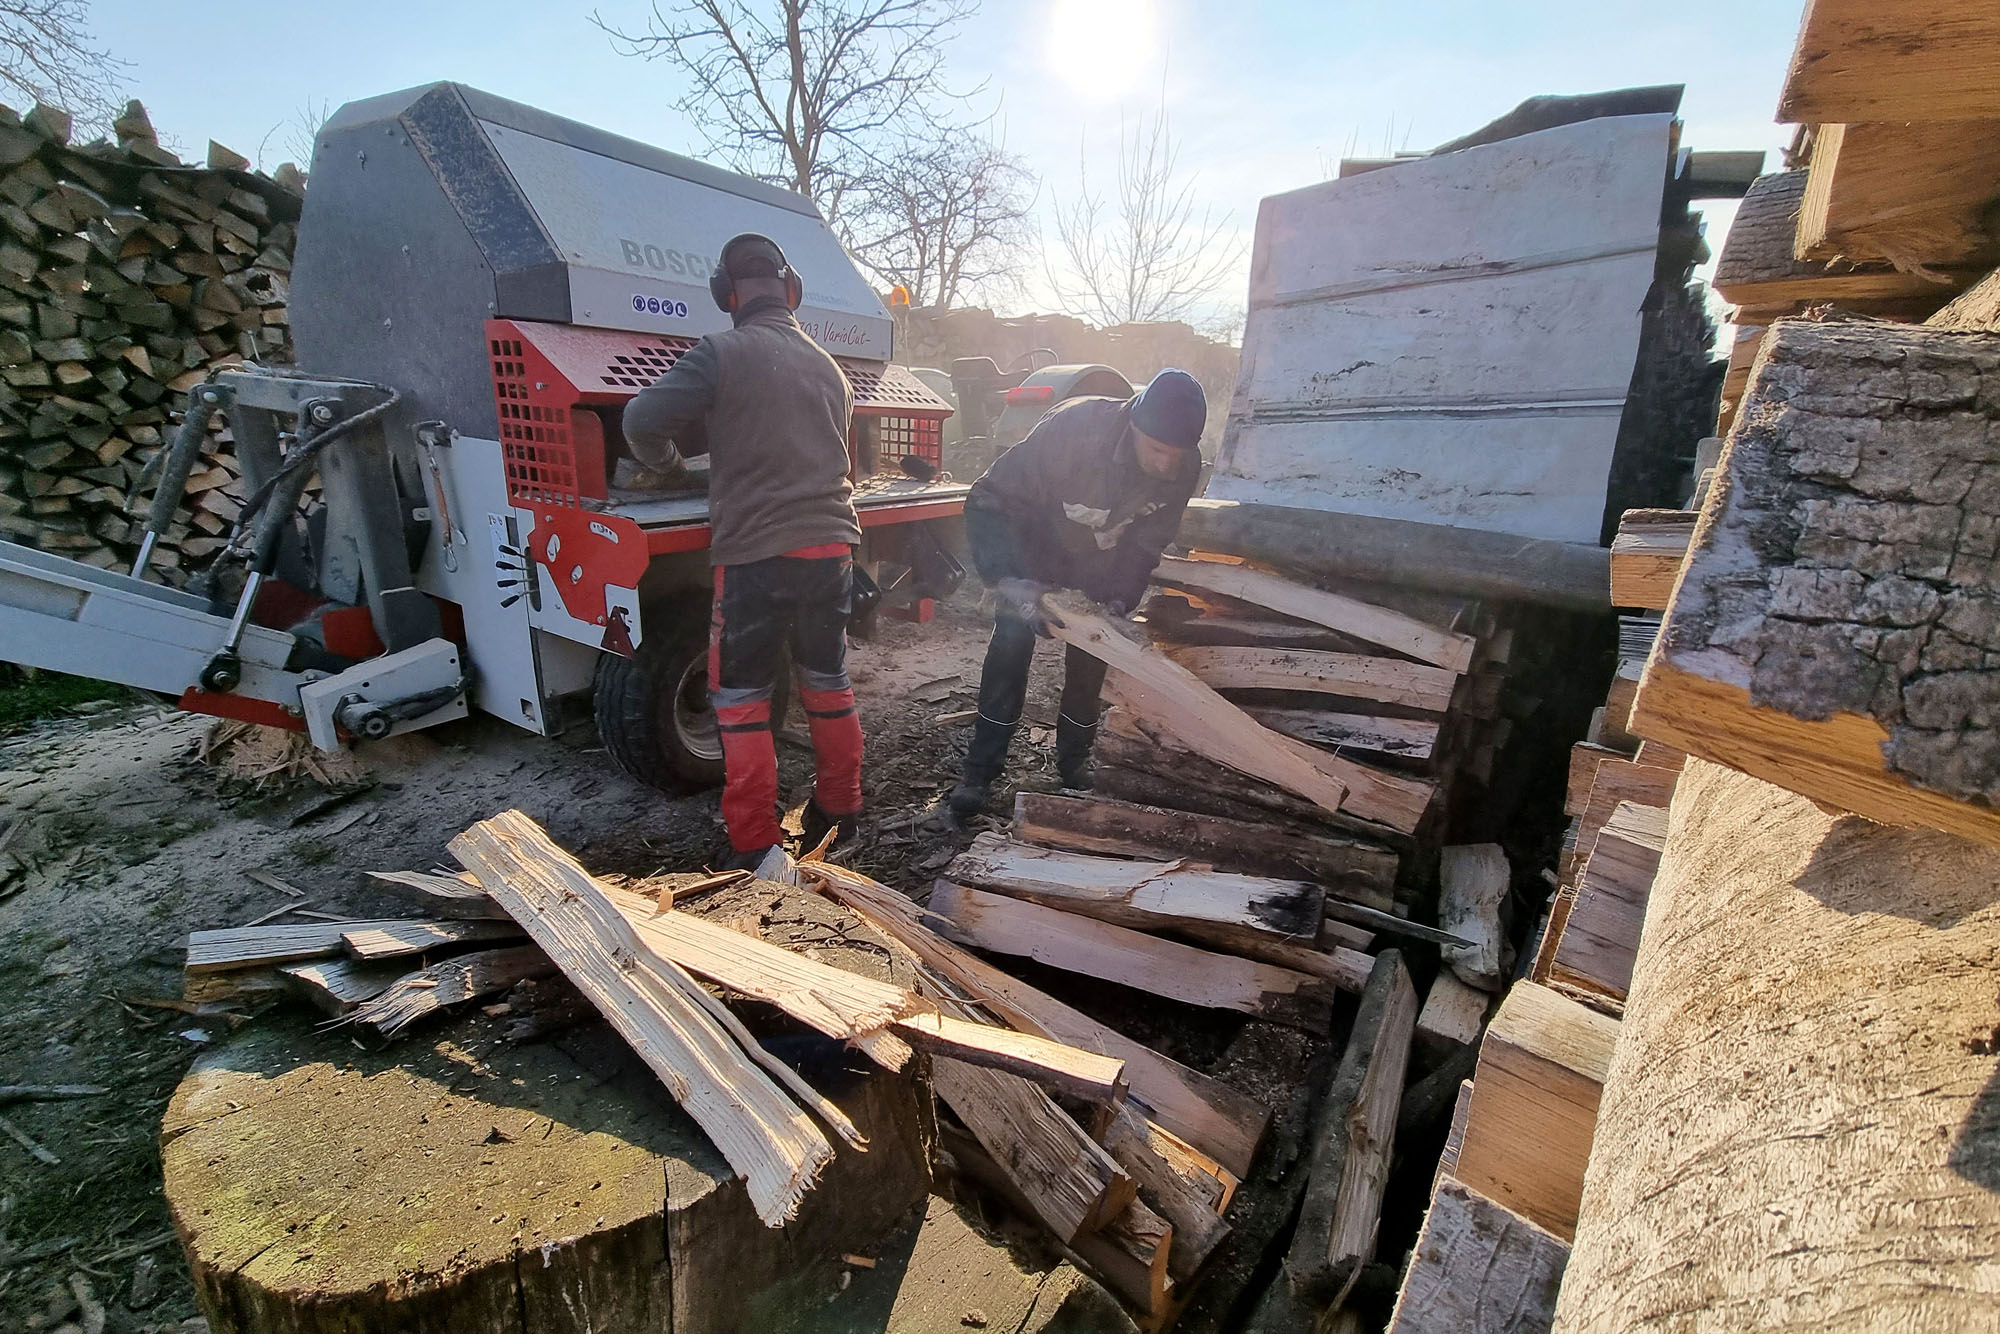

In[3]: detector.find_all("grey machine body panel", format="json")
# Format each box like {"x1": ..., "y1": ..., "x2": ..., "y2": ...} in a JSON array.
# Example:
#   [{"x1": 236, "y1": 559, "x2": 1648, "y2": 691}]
[{"x1": 291, "y1": 82, "x2": 892, "y2": 470}]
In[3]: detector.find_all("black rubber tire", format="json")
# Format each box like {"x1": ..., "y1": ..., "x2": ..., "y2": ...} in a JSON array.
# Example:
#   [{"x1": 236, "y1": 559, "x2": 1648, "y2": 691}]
[{"x1": 593, "y1": 611, "x2": 789, "y2": 792}]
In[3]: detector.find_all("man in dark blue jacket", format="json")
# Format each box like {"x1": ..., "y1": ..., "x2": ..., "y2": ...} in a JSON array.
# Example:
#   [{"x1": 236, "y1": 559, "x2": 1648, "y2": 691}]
[{"x1": 949, "y1": 369, "x2": 1208, "y2": 818}]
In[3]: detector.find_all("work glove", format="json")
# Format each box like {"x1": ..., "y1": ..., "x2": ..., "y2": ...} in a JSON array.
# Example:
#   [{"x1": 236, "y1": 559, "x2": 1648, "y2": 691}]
[{"x1": 995, "y1": 577, "x2": 1063, "y2": 638}]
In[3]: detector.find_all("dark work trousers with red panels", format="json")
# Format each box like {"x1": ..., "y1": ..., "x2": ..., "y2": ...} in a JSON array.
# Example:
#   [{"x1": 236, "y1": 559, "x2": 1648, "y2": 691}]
[{"x1": 708, "y1": 545, "x2": 863, "y2": 852}]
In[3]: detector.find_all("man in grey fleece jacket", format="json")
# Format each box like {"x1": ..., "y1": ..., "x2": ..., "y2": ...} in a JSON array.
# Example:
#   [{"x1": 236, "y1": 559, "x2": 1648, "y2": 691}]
[{"x1": 621, "y1": 234, "x2": 863, "y2": 869}]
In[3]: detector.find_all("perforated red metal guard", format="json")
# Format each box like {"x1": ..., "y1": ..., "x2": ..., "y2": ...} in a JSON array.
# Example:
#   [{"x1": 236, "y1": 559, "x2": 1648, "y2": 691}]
[{"x1": 487, "y1": 319, "x2": 952, "y2": 506}]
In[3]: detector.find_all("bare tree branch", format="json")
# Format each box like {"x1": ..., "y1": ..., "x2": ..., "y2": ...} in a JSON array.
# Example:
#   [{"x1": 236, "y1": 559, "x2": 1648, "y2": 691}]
[
  {"x1": 0, "y1": 0, "x2": 126, "y2": 134},
  {"x1": 845, "y1": 129, "x2": 1035, "y2": 310},
  {"x1": 1046, "y1": 92, "x2": 1243, "y2": 328},
  {"x1": 593, "y1": 0, "x2": 976, "y2": 224}
]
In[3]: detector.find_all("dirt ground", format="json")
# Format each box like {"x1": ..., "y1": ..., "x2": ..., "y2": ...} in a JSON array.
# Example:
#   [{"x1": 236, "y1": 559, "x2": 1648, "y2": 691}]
[{"x1": 0, "y1": 589, "x2": 1103, "y2": 1332}]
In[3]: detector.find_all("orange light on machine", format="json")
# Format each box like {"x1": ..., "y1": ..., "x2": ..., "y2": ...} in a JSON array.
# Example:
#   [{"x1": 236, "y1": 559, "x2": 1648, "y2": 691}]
[
  {"x1": 888, "y1": 285, "x2": 911, "y2": 308},
  {"x1": 1004, "y1": 384, "x2": 1054, "y2": 405}
]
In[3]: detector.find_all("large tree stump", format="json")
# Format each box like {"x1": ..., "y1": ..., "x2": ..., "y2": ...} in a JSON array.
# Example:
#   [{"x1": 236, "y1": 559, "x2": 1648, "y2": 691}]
[
  {"x1": 164, "y1": 1010, "x2": 930, "y2": 1332},
  {"x1": 1553, "y1": 758, "x2": 2000, "y2": 1330}
]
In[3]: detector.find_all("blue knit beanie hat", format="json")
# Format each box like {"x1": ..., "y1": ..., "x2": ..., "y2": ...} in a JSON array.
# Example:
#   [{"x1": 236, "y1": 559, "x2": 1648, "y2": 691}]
[{"x1": 1130, "y1": 369, "x2": 1207, "y2": 451}]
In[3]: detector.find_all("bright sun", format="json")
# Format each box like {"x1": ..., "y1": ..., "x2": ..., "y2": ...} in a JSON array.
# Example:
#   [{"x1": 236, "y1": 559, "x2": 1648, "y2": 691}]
[{"x1": 1046, "y1": 0, "x2": 1159, "y2": 103}]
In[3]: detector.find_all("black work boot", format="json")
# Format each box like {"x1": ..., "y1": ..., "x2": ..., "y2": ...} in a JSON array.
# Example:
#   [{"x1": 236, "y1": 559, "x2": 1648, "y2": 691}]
[
  {"x1": 1055, "y1": 714, "x2": 1098, "y2": 792},
  {"x1": 951, "y1": 714, "x2": 1016, "y2": 818},
  {"x1": 799, "y1": 799, "x2": 860, "y2": 856}
]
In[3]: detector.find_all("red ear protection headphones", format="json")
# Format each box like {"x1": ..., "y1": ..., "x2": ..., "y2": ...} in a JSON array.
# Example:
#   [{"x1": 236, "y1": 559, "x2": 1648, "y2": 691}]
[{"x1": 709, "y1": 234, "x2": 803, "y2": 313}]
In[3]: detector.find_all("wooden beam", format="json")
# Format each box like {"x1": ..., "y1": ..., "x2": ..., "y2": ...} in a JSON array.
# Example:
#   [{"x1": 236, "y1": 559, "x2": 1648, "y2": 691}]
[
  {"x1": 1175, "y1": 498, "x2": 1612, "y2": 614},
  {"x1": 1561, "y1": 757, "x2": 1679, "y2": 883},
  {"x1": 1009, "y1": 791, "x2": 1399, "y2": 906},
  {"x1": 1549, "y1": 802, "x2": 1667, "y2": 1007},
  {"x1": 448, "y1": 810, "x2": 833, "y2": 1227},
  {"x1": 929, "y1": 879, "x2": 1336, "y2": 1034},
  {"x1": 798, "y1": 860, "x2": 1272, "y2": 1178},
  {"x1": 1796, "y1": 120, "x2": 2000, "y2": 272},
  {"x1": 1240, "y1": 706, "x2": 1440, "y2": 762},
  {"x1": 349, "y1": 945, "x2": 557, "y2": 1036},
  {"x1": 1565, "y1": 742, "x2": 1626, "y2": 818},
  {"x1": 1386, "y1": 1177, "x2": 1569, "y2": 1334},
  {"x1": 1632, "y1": 320, "x2": 2000, "y2": 847},
  {"x1": 1153, "y1": 555, "x2": 1476, "y2": 672},
  {"x1": 340, "y1": 918, "x2": 526, "y2": 961},
  {"x1": 1779, "y1": 0, "x2": 2000, "y2": 123},
  {"x1": 1284, "y1": 951, "x2": 1419, "y2": 1305},
  {"x1": 1453, "y1": 982, "x2": 1617, "y2": 1240},
  {"x1": 946, "y1": 832, "x2": 1344, "y2": 967},
  {"x1": 1161, "y1": 643, "x2": 1457, "y2": 711},
  {"x1": 1044, "y1": 595, "x2": 1351, "y2": 822},
  {"x1": 1608, "y1": 509, "x2": 1695, "y2": 611},
  {"x1": 1712, "y1": 172, "x2": 1961, "y2": 310},
  {"x1": 893, "y1": 1012, "x2": 1127, "y2": 1105},
  {"x1": 364, "y1": 869, "x2": 510, "y2": 919}
]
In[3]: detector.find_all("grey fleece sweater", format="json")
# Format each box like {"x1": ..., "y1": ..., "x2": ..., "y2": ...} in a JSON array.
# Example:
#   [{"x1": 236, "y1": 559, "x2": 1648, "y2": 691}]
[{"x1": 621, "y1": 304, "x2": 860, "y2": 566}]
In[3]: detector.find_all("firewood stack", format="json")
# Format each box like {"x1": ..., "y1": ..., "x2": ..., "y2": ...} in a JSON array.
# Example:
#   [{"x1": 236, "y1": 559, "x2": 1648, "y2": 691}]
[{"x1": 0, "y1": 99, "x2": 304, "y2": 583}]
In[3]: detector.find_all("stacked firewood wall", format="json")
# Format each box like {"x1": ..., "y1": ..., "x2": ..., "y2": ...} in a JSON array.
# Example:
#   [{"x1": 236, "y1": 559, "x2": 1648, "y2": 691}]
[{"x1": 0, "y1": 99, "x2": 303, "y2": 583}]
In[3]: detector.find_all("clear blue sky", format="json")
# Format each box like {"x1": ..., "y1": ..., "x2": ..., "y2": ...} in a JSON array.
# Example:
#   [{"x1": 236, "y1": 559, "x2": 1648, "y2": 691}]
[{"x1": 88, "y1": 0, "x2": 1806, "y2": 329}]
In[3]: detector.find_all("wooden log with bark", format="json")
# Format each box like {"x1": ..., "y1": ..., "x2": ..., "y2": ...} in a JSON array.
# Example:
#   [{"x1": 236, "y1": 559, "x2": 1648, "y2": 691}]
[
  {"x1": 1283, "y1": 951, "x2": 1418, "y2": 1306},
  {"x1": 1009, "y1": 792, "x2": 1399, "y2": 904},
  {"x1": 1555, "y1": 758, "x2": 2000, "y2": 1329},
  {"x1": 1631, "y1": 320, "x2": 2000, "y2": 847}
]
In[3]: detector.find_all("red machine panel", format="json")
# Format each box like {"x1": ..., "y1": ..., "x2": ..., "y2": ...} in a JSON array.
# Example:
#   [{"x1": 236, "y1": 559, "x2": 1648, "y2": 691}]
[{"x1": 485, "y1": 319, "x2": 951, "y2": 509}]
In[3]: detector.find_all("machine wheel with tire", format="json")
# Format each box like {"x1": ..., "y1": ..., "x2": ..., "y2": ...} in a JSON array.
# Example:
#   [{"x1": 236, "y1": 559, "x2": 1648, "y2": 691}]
[{"x1": 593, "y1": 611, "x2": 788, "y2": 791}]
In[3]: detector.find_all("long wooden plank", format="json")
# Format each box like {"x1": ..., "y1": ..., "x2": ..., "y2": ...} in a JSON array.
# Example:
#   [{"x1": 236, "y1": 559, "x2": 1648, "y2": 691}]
[
  {"x1": 1010, "y1": 791, "x2": 1399, "y2": 906},
  {"x1": 893, "y1": 1012, "x2": 1127, "y2": 1104},
  {"x1": 1240, "y1": 705, "x2": 1440, "y2": 761},
  {"x1": 364, "y1": 868, "x2": 511, "y2": 919},
  {"x1": 948, "y1": 832, "x2": 1371, "y2": 992},
  {"x1": 1712, "y1": 172, "x2": 1949, "y2": 309},
  {"x1": 1453, "y1": 982, "x2": 1617, "y2": 1240},
  {"x1": 340, "y1": 918, "x2": 525, "y2": 961},
  {"x1": 799, "y1": 862, "x2": 1271, "y2": 1177},
  {"x1": 186, "y1": 919, "x2": 455, "y2": 973},
  {"x1": 1161, "y1": 643, "x2": 1458, "y2": 711},
  {"x1": 1565, "y1": 742, "x2": 1625, "y2": 817},
  {"x1": 1046, "y1": 595, "x2": 1351, "y2": 821},
  {"x1": 449, "y1": 810, "x2": 832, "y2": 1227},
  {"x1": 1153, "y1": 555, "x2": 1476, "y2": 672},
  {"x1": 1779, "y1": 0, "x2": 2000, "y2": 123},
  {"x1": 930, "y1": 879, "x2": 1335, "y2": 1033},
  {"x1": 1386, "y1": 1176, "x2": 1569, "y2": 1334},
  {"x1": 1098, "y1": 683, "x2": 1434, "y2": 837},
  {"x1": 349, "y1": 944, "x2": 558, "y2": 1036},
  {"x1": 1285, "y1": 950, "x2": 1418, "y2": 1305}
]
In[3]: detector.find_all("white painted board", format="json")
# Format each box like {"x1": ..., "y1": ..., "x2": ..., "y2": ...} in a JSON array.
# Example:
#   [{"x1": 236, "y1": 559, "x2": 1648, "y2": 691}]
[{"x1": 1210, "y1": 113, "x2": 1673, "y2": 544}]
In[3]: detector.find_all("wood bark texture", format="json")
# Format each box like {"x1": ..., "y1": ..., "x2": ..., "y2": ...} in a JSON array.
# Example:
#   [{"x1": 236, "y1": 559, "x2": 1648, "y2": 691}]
[
  {"x1": 1632, "y1": 321, "x2": 2000, "y2": 846},
  {"x1": 1554, "y1": 758, "x2": 2000, "y2": 1331}
]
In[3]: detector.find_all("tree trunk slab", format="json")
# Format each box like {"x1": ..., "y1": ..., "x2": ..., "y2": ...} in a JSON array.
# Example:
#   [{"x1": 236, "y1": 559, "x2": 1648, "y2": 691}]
[{"x1": 162, "y1": 1012, "x2": 931, "y2": 1334}]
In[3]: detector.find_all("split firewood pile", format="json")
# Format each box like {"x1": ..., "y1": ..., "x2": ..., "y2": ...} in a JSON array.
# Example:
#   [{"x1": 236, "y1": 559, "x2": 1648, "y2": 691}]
[{"x1": 0, "y1": 98, "x2": 302, "y2": 582}]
